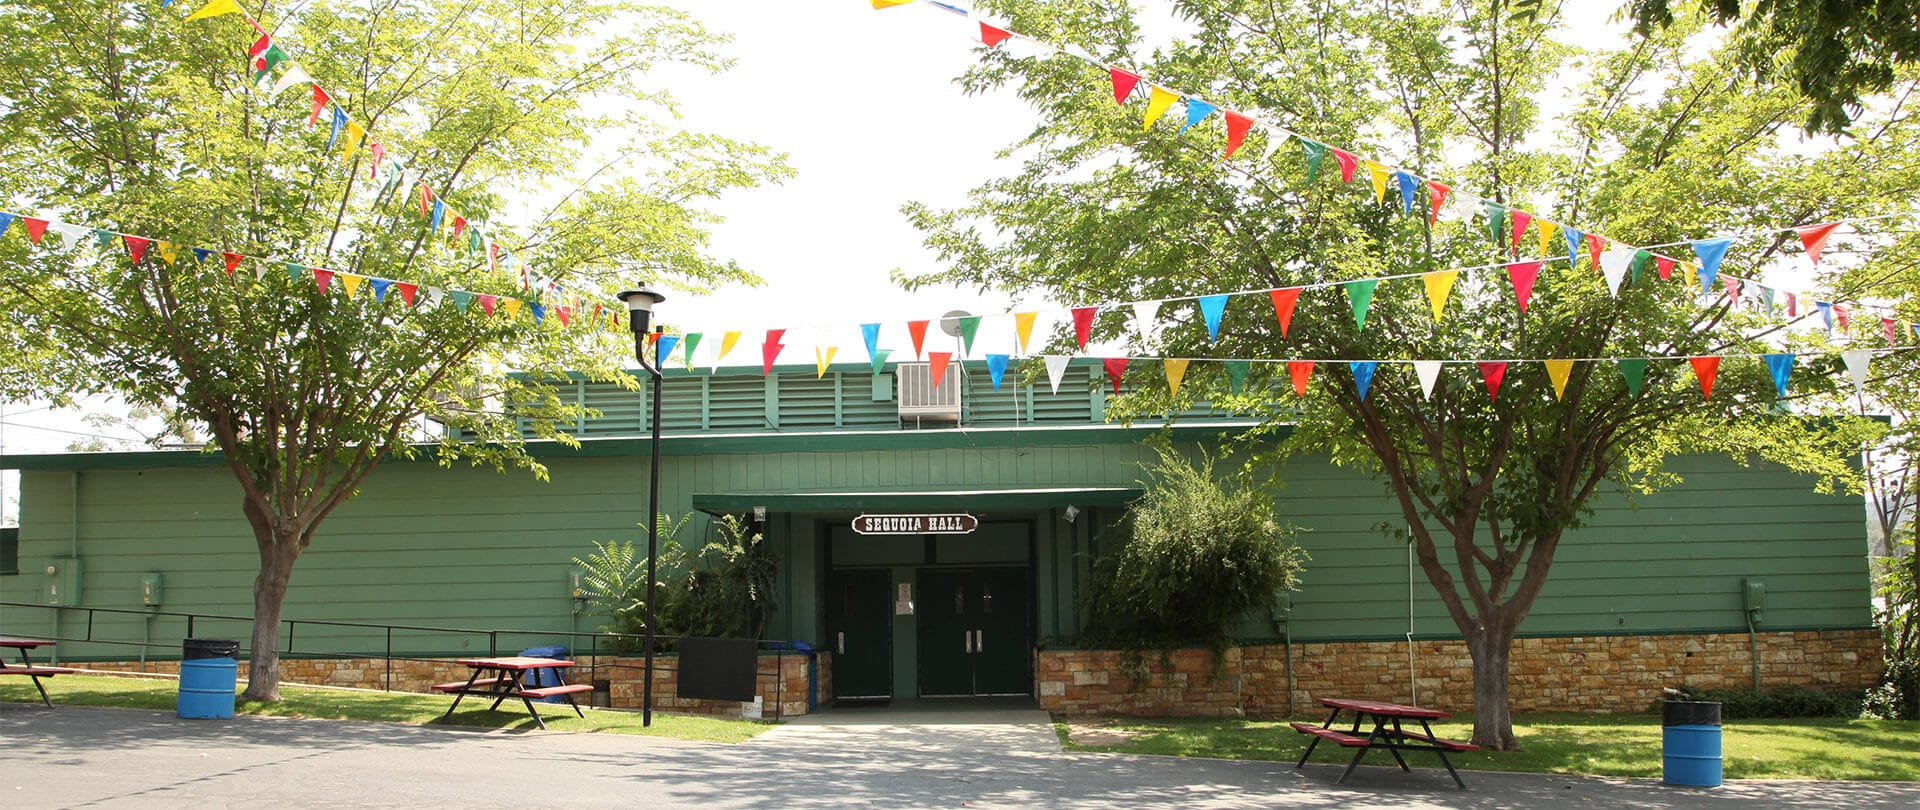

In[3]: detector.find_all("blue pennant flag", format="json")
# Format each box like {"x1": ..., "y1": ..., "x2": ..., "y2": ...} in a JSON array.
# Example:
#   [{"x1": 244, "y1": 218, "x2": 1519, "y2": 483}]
[
  {"x1": 1180, "y1": 98, "x2": 1216, "y2": 134},
  {"x1": 327, "y1": 107, "x2": 346, "y2": 151},
  {"x1": 1817, "y1": 301, "x2": 1833, "y2": 331},
  {"x1": 529, "y1": 303, "x2": 545, "y2": 324},
  {"x1": 1691, "y1": 238, "x2": 1733, "y2": 295},
  {"x1": 430, "y1": 199, "x2": 446, "y2": 233},
  {"x1": 370, "y1": 279, "x2": 392, "y2": 301},
  {"x1": 1563, "y1": 226, "x2": 1584, "y2": 269},
  {"x1": 860, "y1": 322, "x2": 881, "y2": 362},
  {"x1": 656, "y1": 334, "x2": 682, "y2": 367},
  {"x1": 1351, "y1": 361, "x2": 1378, "y2": 401},
  {"x1": 1395, "y1": 171, "x2": 1418, "y2": 214},
  {"x1": 1763, "y1": 353, "x2": 1795, "y2": 397},
  {"x1": 191, "y1": 247, "x2": 214, "y2": 263},
  {"x1": 986, "y1": 354, "x2": 1010, "y2": 390},
  {"x1": 1197, "y1": 294, "x2": 1229, "y2": 342},
  {"x1": 0, "y1": 212, "x2": 13, "y2": 238}
]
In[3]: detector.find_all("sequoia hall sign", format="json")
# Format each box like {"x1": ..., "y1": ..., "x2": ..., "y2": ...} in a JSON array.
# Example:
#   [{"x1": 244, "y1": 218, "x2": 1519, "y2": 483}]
[{"x1": 851, "y1": 514, "x2": 979, "y2": 535}]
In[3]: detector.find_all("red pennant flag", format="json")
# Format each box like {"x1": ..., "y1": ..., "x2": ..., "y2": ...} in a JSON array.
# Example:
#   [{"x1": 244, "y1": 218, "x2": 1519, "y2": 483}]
[
  {"x1": 1072, "y1": 306, "x2": 1099, "y2": 349},
  {"x1": 223, "y1": 252, "x2": 244, "y2": 275},
  {"x1": 1585, "y1": 232, "x2": 1604, "y2": 271},
  {"x1": 1102, "y1": 357, "x2": 1129, "y2": 393},
  {"x1": 1109, "y1": 67, "x2": 1142, "y2": 105},
  {"x1": 929, "y1": 351, "x2": 955, "y2": 387},
  {"x1": 1288, "y1": 361, "x2": 1314, "y2": 397},
  {"x1": 20, "y1": 217, "x2": 50, "y2": 244},
  {"x1": 907, "y1": 319, "x2": 931, "y2": 359},
  {"x1": 1655, "y1": 255, "x2": 1675, "y2": 280},
  {"x1": 1509, "y1": 210, "x2": 1532, "y2": 256},
  {"x1": 1269, "y1": 288, "x2": 1302, "y2": 337},
  {"x1": 123, "y1": 235, "x2": 149, "y2": 263},
  {"x1": 1426, "y1": 181, "x2": 1449, "y2": 225},
  {"x1": 1506, "y1": 261, "x2": 1543, "y2": 313},
  {"x1": 1223, "y1": 111, "x2": 1253, "y2": 160},
  {"x1": 1330, "y1": 148, "x2": 1359, "y2": 183},
  {"x1": 313, "y1": 268, "x2": 335, "y2": 292},
  {"x1": 419, "y1": 184, "x2": 434, "y2": 217},
  {"x1": 556, "y1": 306, "x2": 571, "y2": 327},
  {"x1": 761, "y1": 339, "x2": 785, "y2": 376},
  {"x1": 980, "y1": 22, "x2": 1013, "y2": 48},
  {"x1": 478, "y1": 295, "x2": 497, "y2": 316},
  {"x1": 1690, "y1": 356, "x2": 1720, "y2": 399},
  {"x1": 1796, "y1": 222, "x2": 1841, "y2": 265},
  {"x1": 308, "y1": 84, "x2": 332, "y2": 127},
  {"x1": 1837, "y1": 307, "x2": 1851, "y2": 331},
  {"x1": 452, "y1": 216, "x2": 467, "y2": 239},
  {"x1": 367, "y1": 141, "x2": 385, "y2": 179},
  {"x1": 1885, "y1": 317, "x2": 1900, "y2": 346},
  {"x1": 1786, "y1": 292, "x2": 1798, "y2": 316},
  {"x1": 488, "y1": 242, "x2": 500, "y2": 274},
  {"x1": 396, "y1": 282, "x2": 418, "y2": 306},
  {"x1": 1478, "y1": 361, "x2": 1508, "y2": 402}
]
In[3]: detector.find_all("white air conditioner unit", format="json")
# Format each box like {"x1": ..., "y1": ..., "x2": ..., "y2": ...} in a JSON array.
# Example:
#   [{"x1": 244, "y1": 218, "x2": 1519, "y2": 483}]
[{"x1": 896, "y1": 362, "x2": 961, "y2": 423}]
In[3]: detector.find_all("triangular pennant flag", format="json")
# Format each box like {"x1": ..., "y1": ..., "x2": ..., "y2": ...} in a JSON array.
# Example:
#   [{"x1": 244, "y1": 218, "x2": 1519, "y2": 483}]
[
  {"x1": 1350, "y1": 361, "x2": 1378, "y2": 401},
  {"x1": 658, "y1": 335, "x2": 683, "y2": 369},
  {"x1": 1396, "y1": 171, "x2": 1418, "y2": 214},
  {"x1": 1300, "y1": 140, "x2": 1327, "y2": 185},
  {"x1": 1014, "y1": 312, "x2": 1038, "y2": 354},
  {"x1": 1691, "y1": 238, "x2": 1732, "y2": 295},
  {"x1": 223, "y1": 252, "x2": 244, "y2": 275},
  {"x1": 1599, "y1": 246, "x2": 1633, "y2": 295},
  {"x1": 1287, "y1": 361, "x2": 1314, "y2": 397},
  {"x1": 1478, "y1": 362, "x2": 1508, "y2": 402},
  {"x1": 870, "y1": 0, "x2": 914, "y2": 8},
  {"x1": 155, "y1": 242, "x2": 178, "y2": 265},
  {"x1": 1655, "y1": 255, "x2": 1675, "y2": 280},
  {"x1": 185, "y1": 0, "x2": 243, "y2": 21},
  {"x1": 1329, "y1": 148, "x2": 1359, "y2": 183},
  {"x1": 529, "y1": 303, "x2": 546, "y2": 325},
  {"x1": 1842, "y1": 349, "x2": 1872, "y2": 395},
  {"x1": 1562, "y1": 226, "x2": 1584, "y2": 268},
  {"x1": 430, "y1": 199, "x2": 447, "y2": 234},
  {"x1": 398, "y1": 282, "x2": 422, "y2": 307},
  {"x1": 1544, "y1": 359, "x2": 1574, "y2": 400},
  {"x1": 268, "y1": 63, "x2": 312, "y2": 103},
  {"x1": 869, "y1": 347, "x2": 894, "y2": 374},
  {"x1": 1484, "y1": 200, "x2": 1507, "y2": 248},
  {"x1": 1817, "y1": 301, "x2": 1834, "y2": 331},
  {"x1": 340, "y1": 273, "x2": 364, "y2": 298},
  {"x1": 1536, "y1": 220, "x2": 1559, "y2": 259},
  {"x1": 369, "y1": 278, "x2": 392, "y2": 302},
  {"x1": 1414, "y1": 360, "x2": 1442, "y2": 400},
  {"x1": 1628, "y1": 250, "x2": 1651, "y2": 284},
  {"x1": 122, "y1": 235, "x2": 150, "y2": 263},
  {"x1": 1722, "y1": 275, "x2": 1743, "y2": 303},
  {"x1": 1197, "y1": 294, "x2": 1229, "y2": 342},
  {"x1": 1617, "y1": 358, "x2": 1647, "y2": 398},
  {"x1": 986, "y1": 354, "x2": 1010, "y2": 390},
  {"x1": 1426, "y1": 181, "x2": 1449, "y2": 225},
  {"x1": 928, "y1": 351, "x2": 954, "y2": 387},
  {"x1": 1509, "y1": 210, "x2": 1532, "y2": 255},
  {"x1": 1261, "y1": 129, "x2": 1291, "y2": 163},
  {"x1": 1102, "y1": 357, "x2": 1129, "y2": 393},
  {"x1": 860, "y1": 323, "x2": 881, "y2": 363},
  {"x1": 1344, "y1": 279, "x2": 1378, "y2": 330},
  {"x1": 1763, "y1": 353, "x2": 1795, "y2": 397},
  {"x1": 1886, "y1": 317, "x2": 1901, "y2": 347},
  {"x1": 958, "y1": 315, "x2": 982, "y2": 356},
  {"x1": 327, "y1": 107, "x2": 347, "y2": 151},
  {"x1": 1225, "y1": 360, "x2": 1250, "y2": 394},
  {"x1": 554, "y1": 305, "x2": 571, "y2": 327},
  {"x1": 342, "y1": 121, "x2": 366, "y2": 161},
  {"x1": 979, "y1": 22, "x2": 1013, "y2": 48},
  {"x1": 1689, "y1": 356, "x2": 1721, "y2": 399},
  {"x1": 718, "y1": 330, "x2": 741, "y2": 360},
  {"x1": 248, "y1": 37, "x2": 289, "y2": 85},
  {"x1": 680, "y1": 333, "x2": 703, "y2": 369},
  {"x1": 313, "y1": 269, "x2": 335, "y2": 292},
  {"x1": 285, "y1": 262, "x2": 304, "y2": 282},
  {"x1": 1585, "y1": 233, "x2": 1605, "y2": 274},
  {"x1": 1163, "y1": 358, "x2": 1190, "y2": 397},
  {"x1": 1422, "y1": 270, "x2": 1458, "y2": 320},
  {"x1": 449, "y1": 290, "x2": 473, "y2": 313},
  {"x1": 190, "y1": 247, "x2": 213, "y2": 263},
  {"x1": 21, "y1": 216, "x2": 50, "y2": 244},
  {"x1": 1269, "y1": 288, "x2": 1302, "y2": 337},
  {"x1": 1, "y1": 212, "x2": 20, "y2": 240},
  {"x1": 1223, "y1": 111, "x2": 1253, "y2": 159},
  {"x1": 1109, "y1": 67, "x2": 1142, "y2": 105},
  {"x1": 1071, "y1": 306, "x2": 1098, "y2": 350},
  {"x1": 907, "y1": 319, "x2": 930, "y2": 359},
  {"x1": 1180, "y1": 98, "x2": 1216, "y2": 134},
  {"x1": 1043, "y1": 355, "x2": 1071, "y2": 394},
  {"x1": 1506, "y1": 261, "x2": 1542, "y2": 312},
  {"x1": 1366, "y1": 161, "x2": 1390, "y2": 202},
  {"x1": 816, "y1": 346, "x2": 841, "y2": 378},
  {"x1": 499, "y1": 297, "x2": 521, "y2": 318},
  {"x1": 1796, "y1": 222, "x2": 1841, "y2": 266},
  {"x1": 1130, "y1": 301, "x2": 1161, "y2": 346},
  {"x1": 761, "y1": 336, "x2": 786, "y2": 376},
  {"x1": 1142, "y1": 86, "x2": 1179, "y2": 129}
]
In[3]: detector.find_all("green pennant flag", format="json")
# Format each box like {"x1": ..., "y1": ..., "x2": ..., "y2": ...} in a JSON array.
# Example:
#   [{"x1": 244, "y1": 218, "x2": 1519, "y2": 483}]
[
  {"x1": 1345, "y1": 279, "x2": 1379, "y2": 330},
  {"x1": 252, "y1": 44, "x2": 290, "y2": 85},
  {"x1": 1617, "y1": 358, "x2": 1648, "y2": 398},
  {"x1": 958, "y1": 315, "x2": 982, "y2": 356},
  {"x1": 1484, "y1": 201, "x2": 1506, "y2": 247},
  {"x1": 1224, "y1": 360, "x2": 1250, "y2": 394},
  {"x1": 1760, "y1": 286, "x2": 1776, "y2": 314},
  {"x1": 467, "y1": 228, "x2": 483, "y2": 257},
  {"x1": 286, "y1": 262, "x2": 305, "y2": 282},
  {"x1": 448, "y1": 290, "x2": 473, "y2": 313},
  {"x1": 869, "y1": 348, "x2": 893, "y2": 374},
  {"x1": 1301, "y1": 141, "x2": 1326, "y2": 185},
  {"x1": 1629, "y1": 250, "x2": 1651, "y2": 285},
  {"x1": 92, "y1": 229, "x2": 114, "y2": 250},
  {"x1": 680, "y1": 332, "x2": 703, "y2": 369}
]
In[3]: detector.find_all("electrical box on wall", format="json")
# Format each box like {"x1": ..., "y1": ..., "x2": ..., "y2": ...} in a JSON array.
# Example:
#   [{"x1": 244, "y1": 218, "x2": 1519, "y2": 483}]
[
  {"x1": 46, "y1": 557, "x2": 81, "y2": 606},
  {"x1": 1743, "y1": 578, "x2": 1766, "y2": 625},
  {"x1": 140, "y1": 572, "x2": 164, "y2": 607}
]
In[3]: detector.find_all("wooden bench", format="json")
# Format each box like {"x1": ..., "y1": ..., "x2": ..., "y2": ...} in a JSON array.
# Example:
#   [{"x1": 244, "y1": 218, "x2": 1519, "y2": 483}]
[
  {"x1": 517, "y1": 684, "x2": 593, "y2": 700},
  {"x1": 1289, "y1": 722, "x2": 1371, "y2": 746},
  {"x1": 1397, "y1": 729, "x2": 1479, "y2": 752},
  {"x1": 430, "y1": 677, "x2": 514, "y2": 693},
  {"x1": 1, "y1": 665, "x2": 77, "y2": 708}
]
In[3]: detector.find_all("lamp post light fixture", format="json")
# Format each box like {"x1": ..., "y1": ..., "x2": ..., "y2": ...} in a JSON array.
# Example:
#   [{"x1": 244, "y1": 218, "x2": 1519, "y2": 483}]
[{"x1": 618, "y1": 286, "x2": 666, "y2": 727}]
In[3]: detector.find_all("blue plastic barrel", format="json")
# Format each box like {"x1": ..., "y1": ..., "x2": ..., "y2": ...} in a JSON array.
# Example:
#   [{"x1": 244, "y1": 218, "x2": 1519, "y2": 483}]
[
  {"x1": 177, "y1": 638, "x2": 240, "y2": 719},
  {"x1": 519, "y1": 646, "x2": 570, "y2": 703},
  {"x1": 1661, "y1": 701, "x2": 1723, "y2": 787}
]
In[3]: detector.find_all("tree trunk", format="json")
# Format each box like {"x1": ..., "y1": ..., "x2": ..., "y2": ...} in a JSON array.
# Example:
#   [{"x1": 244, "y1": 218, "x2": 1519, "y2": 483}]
[
  {"x1": 1467, "y1": 621, "x2": 1520, "y2": 750},
  {"x1": 240, "y1": 497, "x2": 301, "y2": 702}
]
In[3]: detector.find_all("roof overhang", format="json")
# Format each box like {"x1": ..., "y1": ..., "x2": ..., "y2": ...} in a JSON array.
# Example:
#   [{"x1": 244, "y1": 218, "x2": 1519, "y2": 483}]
[{"x1": 691, "y1": 486, "x2": 1142, "y2": 515}]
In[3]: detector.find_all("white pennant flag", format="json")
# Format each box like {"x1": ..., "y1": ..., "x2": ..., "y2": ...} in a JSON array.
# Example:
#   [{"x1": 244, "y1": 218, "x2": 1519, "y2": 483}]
[
  {"x1": 1414, "y1": 360, "x2": 1443, "y2": 400},
  {"x1": 1842, "y1": 349, "x2": 1873, "y2": 395},
  {"x1": 424, "y1": 287, "x2": 446, "y2": 309},
  {"x1": 1600, "y1": 246, "x2": 1633, "y2": 295},
  {"x1": 1261, "y1": 128, "x2": 1292, "y2": 164},
  {"x1": 1440, "y1": 191, "x2": 1478, "y2": 223},
  {"x1": 50, "y1": 222, "x2": 89, "y2": 242},
  {"x1": 267, "y1": 63, "x2": 314, "y2": 102},
  {"x1": 1130, "y1": 301, "x2": 1161, "y2": 346},
  {"x1": 1043, "y1": 355, "x2": 1071, "y2": 395}
]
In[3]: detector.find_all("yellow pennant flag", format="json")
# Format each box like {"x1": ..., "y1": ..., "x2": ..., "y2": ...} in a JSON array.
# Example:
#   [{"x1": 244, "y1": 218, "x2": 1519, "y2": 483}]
[
  {"x1": 1142, "y1": 86, "x2": 1179, "y2": 129},
  {"x1": 1014, "y1": 312, "x2": 1038, "y2": 354},
  {"x1": 1422, "y1": 270, "x2": 1459, "y2": 320},
  {"x1": 1682, "y1": 261, "x2": 1698, "y2": 288},
  {"x1": 1544, "y1": 359, "x2": 1574, "y2": 400},
  {"x1": 1366, "y1": 162, "x2": 1390, "y2": 203},
  {"x1": 342, "y1": 122, "x2": 366, "y2": 161},
  {"x1": 339, "y1": 273, "x2": 364, "y2": 298},
  {"x1": 870, "y1": 0, "x2": 915, "y2": 8},
  {"x1": 185, "y1": 0, "x2": 244, "y2": 21},
  {"x1": 501, "y1": 298, "x2": 524, "y2": 319},
  {"x1": 718, "y1": 330, "x2": 742, "y2": 360},
  {"x1": 158, "y1": 242, "x2": 179, "y2": 265},
  {"x1": 1536, "y1": 220, "x2": 1559, "y2": 259},
  {"x1": 815, "y1": 346, "x2": 839, "y2": 378},
  {"x1": 1163, "y1": 358, "x2": 1190, "y2": 397}
]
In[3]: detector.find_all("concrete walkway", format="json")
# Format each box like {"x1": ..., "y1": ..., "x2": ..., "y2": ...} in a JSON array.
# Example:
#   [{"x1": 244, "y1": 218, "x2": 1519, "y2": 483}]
[{"x1": 4, "y1": 700, "x2": 1917, "y2": 809}]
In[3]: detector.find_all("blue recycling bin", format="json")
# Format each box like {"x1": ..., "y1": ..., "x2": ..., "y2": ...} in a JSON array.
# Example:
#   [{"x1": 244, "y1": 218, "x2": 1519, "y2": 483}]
[
  {"x1": 1662, "y1": 700, "x2": 1723, "y2": 787},
  {"x1": 519, "y1": 646, "x2": 571, "y2": 703},
  {"x1": 177, "y1": 638, "x2": 239, "y2": 719}
]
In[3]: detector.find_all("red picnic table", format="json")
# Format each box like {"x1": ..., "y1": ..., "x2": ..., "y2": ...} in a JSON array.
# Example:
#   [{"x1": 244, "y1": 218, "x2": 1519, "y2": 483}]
[
  {"x1": 0, "y1": 638, "x2": 78, "y2": 708},
  {"x1": 432, "y1": 656, "x2": 592, "y2": 730},
  {"x1": 1291, "y1": 696, "x2": 1480, "y2": 789}
]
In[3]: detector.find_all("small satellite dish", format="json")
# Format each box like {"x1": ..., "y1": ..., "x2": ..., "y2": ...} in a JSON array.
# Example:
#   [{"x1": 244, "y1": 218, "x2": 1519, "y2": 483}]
[{"x1": 938, "y1": 310, "x2": 971, "y2": 337}]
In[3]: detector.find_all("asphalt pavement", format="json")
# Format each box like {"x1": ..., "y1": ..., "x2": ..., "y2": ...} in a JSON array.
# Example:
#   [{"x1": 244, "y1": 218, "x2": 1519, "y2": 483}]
[{"x1": 3, "y1": 700, "x2": 1917, "y2": 809}]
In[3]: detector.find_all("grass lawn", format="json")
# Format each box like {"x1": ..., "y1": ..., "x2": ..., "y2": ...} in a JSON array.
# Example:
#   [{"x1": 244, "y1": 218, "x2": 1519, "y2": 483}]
[
  {"x1": 1, "y1": 672, "x2": 770, "y2": 743},
  {"x1": 1055, "y1": 713, "x2": 1920, "y2": 781}
]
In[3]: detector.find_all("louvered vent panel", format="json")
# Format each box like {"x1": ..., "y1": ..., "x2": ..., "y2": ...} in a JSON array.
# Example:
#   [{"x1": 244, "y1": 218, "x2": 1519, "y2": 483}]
[
  {"x1": 780, "y1": 375, "x2": 841, "y2": 428},
  {"x1": 707, "y1": 377, "x2": 768, "y2": 430}
]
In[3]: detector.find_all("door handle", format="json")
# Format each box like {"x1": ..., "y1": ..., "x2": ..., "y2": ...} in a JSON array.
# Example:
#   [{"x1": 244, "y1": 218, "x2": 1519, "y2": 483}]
[
  {"x1": 838, "y1": 632, "x2": 845, "y2": 655},
  {"x1": 975, "y1": 629, "x2": 984, "y2": 652},
  {"x1": 964, "y1": 631, "x2": 972, "y2": 653}
]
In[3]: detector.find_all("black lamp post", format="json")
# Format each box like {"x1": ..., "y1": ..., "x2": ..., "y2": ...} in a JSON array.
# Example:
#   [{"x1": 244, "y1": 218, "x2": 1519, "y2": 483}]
[{"x1": 618, "y1": 285, "x2": 666, "y2": 727}]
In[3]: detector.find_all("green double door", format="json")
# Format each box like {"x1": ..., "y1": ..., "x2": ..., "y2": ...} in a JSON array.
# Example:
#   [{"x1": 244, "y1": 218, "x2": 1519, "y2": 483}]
[{"x1": 916, "y1": 568, "x2": 1032, "y2": 696}]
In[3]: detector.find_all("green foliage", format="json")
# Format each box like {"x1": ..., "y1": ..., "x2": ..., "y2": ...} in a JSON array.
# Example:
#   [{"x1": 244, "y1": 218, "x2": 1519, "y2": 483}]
[
  {"x1": 1677, "y1": 685, "x2": 1865, "y2": 720},
  {"x1": 571, "y1": 512, "x2": 693, "y2": 652},
  {"x1": 1083, "y1": 449, "x2": 1306, "y2": 651},
  {"x1": 1869, "y1": 529, "x2": 1919, "y2": 719},
  {"x1": 659, "y1": 514, "x2": 780, "y2": 641}
]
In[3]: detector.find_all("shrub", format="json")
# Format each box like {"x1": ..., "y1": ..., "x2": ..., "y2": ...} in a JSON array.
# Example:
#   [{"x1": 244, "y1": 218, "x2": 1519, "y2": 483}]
[{"x1": 1678, "y1": 684, "x2": 1864, "y2": 719}]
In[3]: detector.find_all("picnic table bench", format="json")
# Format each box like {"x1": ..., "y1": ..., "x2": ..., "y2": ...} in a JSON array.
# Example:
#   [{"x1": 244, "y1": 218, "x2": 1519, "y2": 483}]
[
  {"x1": 0, "y1": 638, "x2": 78, "y2": 708},
  {"x1": 435, "y1": 656, "x2": 590, "y2": 730},
  {"x1": 1292, "y1": 696, "x2": 1479, "y2": 789}
]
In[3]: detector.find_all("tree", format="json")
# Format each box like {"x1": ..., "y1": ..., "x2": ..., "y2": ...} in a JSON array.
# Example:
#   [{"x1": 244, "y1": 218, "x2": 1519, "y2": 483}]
[
  {"x1": 903, "y1": 0, "x2": 1901, "y2": 747},
  {"x1": 0, "y1": 0, "x2": 790, "y2": 700}
]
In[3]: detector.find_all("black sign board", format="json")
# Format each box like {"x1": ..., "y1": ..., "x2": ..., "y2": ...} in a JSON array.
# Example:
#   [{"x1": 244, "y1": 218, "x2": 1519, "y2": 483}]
[{"x1": 852, "y1": 513, "x2": 979, "y2": 535}]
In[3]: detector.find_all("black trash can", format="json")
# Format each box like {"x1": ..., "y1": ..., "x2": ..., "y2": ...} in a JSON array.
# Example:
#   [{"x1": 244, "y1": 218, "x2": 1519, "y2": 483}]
[
  {"x1": 519, "y1": 646, "x2": 570, "y2": 703},
  {"x1": 178, "y1": 638, "x2": 240, "y2": 719},
  {"x1": 1662, "y1": 700, "x2": 1723, "y2": 787}
]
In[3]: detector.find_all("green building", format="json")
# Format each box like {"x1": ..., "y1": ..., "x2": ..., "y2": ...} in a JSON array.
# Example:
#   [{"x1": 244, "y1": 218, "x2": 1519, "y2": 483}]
[{"x1": 0, "y1": 358, "x2": 1879, "y2": 712}]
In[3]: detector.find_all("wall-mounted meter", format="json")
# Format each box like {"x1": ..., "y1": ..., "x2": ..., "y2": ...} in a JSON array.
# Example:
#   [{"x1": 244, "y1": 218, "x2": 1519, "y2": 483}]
[
  {"x1": 1743, "y1": 578, "x2": 1766, "y2": 625},
  {"x1": 140, "y1": 572, "x2": 164, "y2": 607},
  {"x1": 46, "y1": 558, "x2": 81, "y2": 606}
]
